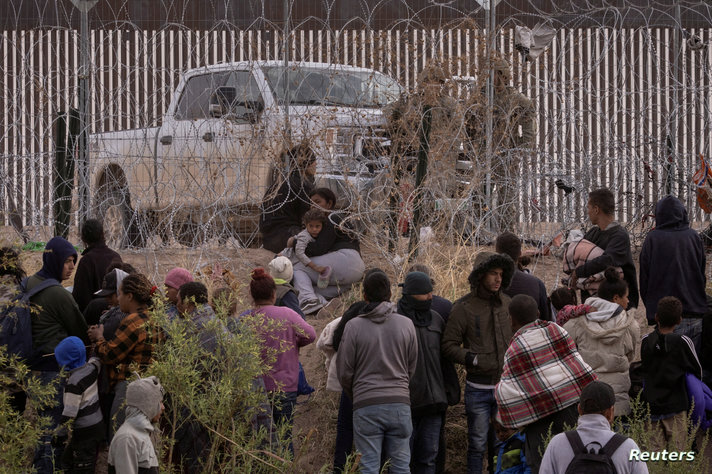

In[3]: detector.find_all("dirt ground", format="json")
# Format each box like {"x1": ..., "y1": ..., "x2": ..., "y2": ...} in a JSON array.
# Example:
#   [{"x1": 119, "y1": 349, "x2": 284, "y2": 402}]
[{"x1": 2, "y1": 225, "x2": 655, "y2": 473}]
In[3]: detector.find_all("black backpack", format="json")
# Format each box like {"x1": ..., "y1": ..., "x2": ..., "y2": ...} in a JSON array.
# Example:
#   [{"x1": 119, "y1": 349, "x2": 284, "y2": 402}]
[
  {"x1": 564, "y1": 430, "x2": 627, "y2": 474},
  {"x1": 0, "y1": 277, "x2": 60, "y2": 361}
]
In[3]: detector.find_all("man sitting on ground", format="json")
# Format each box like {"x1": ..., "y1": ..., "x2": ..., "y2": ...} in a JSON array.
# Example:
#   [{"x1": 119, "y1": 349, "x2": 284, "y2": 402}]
[{"x1": 540, "y1": 381, "x2": 648, "y2": 473}]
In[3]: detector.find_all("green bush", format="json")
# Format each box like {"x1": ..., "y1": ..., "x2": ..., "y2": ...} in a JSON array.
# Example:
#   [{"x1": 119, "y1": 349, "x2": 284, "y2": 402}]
[
  {"x1": 613, "y1": 396, "x2": 710, "y2": 474},
  {"x1": 148, "y1": 294, "x2": 295, "y2": 472},
  {"x1": 0, "y1": 346, "x2": 59, "y2": 471}
]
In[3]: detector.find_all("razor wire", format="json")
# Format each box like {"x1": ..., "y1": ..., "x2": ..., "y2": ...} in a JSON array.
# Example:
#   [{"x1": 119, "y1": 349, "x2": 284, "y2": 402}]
[{"x1": 2, "y1": 0, "x2": 712, "y2": 268}]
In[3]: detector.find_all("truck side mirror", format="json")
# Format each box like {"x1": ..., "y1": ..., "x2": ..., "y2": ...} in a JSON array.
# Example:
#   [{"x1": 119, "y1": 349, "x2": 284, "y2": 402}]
[{"x1": 209, "y1": 103, "x2": 224, "y2": 118}]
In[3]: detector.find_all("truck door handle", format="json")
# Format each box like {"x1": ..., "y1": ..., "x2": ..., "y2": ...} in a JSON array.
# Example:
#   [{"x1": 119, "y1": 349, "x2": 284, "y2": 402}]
[
  {"x1": 202, "y1": 132, "x2": 214, "y2": 142},
  {"x1": 160, "y1": 135, "x2": 173, "y2": 145}
]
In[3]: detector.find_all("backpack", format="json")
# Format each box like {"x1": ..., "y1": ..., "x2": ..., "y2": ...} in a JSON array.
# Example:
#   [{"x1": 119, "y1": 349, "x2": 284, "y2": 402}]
[
  {"x1": 564, "y1": 430, "x2": 627, "y2": 474},
  {"x1": 0, "y1": 277, "x2": 61, "y2": 361}
]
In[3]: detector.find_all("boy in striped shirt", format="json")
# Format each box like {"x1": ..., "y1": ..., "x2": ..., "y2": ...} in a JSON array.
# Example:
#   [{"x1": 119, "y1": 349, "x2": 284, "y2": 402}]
[{"x1": 55, "y1": 336, "x2": 104, "y2": 473}]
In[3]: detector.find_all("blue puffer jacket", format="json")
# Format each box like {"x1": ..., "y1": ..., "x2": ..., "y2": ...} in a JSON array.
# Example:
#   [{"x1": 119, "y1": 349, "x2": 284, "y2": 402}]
[
  {"x1": 686, "y1": 373, "x2": 712, "y2": 430},
  {"x1": 494, "y1": 431, "x2": 531, "y2": 474}
]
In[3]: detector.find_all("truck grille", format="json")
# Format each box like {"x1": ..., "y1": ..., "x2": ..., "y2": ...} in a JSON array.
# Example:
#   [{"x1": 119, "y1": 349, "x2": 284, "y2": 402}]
[{"x1": 328, "y1": 127, "x2": 391, "y2": 176}]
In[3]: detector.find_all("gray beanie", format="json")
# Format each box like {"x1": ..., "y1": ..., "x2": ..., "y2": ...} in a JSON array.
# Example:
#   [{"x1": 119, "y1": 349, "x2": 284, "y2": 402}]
[{"x1": 126, "y1": 376, "x2": 164, "y2": 420}]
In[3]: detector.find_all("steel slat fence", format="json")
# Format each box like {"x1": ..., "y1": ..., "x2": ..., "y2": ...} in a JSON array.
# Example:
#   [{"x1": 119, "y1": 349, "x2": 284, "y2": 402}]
[{"x1": 1, "y1": 27, "x2": 710, "y2": 232}]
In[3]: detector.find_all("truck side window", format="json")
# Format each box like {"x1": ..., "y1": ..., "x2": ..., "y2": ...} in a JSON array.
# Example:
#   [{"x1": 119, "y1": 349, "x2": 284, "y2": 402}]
[
  {"x1": 175, "y1": 72, "x2": 229, "y2": 120},
  {"x1": 219, "y1": 71, "x2": 264, "y2": 120}
]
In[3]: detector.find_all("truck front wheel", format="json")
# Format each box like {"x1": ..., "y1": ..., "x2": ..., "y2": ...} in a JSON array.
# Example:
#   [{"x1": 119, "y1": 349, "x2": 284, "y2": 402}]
[{"x1": 99, "y1": 188, "x2": 144, "y2": 249}]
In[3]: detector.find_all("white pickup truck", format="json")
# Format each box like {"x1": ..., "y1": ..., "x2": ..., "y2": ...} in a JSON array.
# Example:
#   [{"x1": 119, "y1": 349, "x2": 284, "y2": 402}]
[{"x1": 89, "y1": 61, "x2": 402, "y2": 247}]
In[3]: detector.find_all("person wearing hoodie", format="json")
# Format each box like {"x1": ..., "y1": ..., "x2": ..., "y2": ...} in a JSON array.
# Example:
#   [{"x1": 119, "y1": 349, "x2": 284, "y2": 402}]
[
  {"x1": 641, "y1": 296, "x2": 703, "y2": 450},
  {"x1": 564, "y1": 268, "x2": 639, "y2": 416},
  {"x1": 442, "y1": 251, "x2": 515, "y2": 474},
  {"x1": 28, "y1": 237, "x2": 89, "y2": 473},
  {"x1": 396, "y1": 271, "x2": 448, "y2": 473},
  {"x1": 319, "y1": 268, "x2": 382, "y2": 474},
  {"x1": 29, "y1": 237, "x2": 89, "y2": 369},
  {"x1": 336, "y1": 270, "x2": 418, "y2": 474},
  {"x1": 570, "y1": 188, "x2": 639, "y2": 310},
  {"x1": 108, "y1": 376, "x2": 164, "y2": 474},
  {"x1": 640, "y1": 195, "x2": 707, "y2": 351},
  {"x1": 55, "y1": 336, "x2": 104, "y2": 473}
]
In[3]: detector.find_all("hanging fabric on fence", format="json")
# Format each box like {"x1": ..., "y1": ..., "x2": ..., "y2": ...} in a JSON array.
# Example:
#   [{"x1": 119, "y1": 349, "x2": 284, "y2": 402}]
[{"x1": 692, "y1": 154, "x2": 712, "y2": 213}]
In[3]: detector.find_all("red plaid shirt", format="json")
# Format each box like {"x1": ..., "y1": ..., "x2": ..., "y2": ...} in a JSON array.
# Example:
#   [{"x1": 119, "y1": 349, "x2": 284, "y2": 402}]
[
  {"x1": 95, "y1": 311, "x2": 161, "y2": 386},
  {"x1": 495, "y1": 320, "x2": 597, "y2": 429}
]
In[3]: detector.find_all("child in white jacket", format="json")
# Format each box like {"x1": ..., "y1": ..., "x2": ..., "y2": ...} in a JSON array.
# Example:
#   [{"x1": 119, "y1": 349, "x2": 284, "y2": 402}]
[{"x1": 108, "y1": 376, "x2": 164, "y2": 474}]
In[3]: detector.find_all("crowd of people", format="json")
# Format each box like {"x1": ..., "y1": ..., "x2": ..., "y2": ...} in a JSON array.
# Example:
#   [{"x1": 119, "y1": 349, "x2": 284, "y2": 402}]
[{"x1": 2, "y1": 183, "x2": 712, "y2": 474}]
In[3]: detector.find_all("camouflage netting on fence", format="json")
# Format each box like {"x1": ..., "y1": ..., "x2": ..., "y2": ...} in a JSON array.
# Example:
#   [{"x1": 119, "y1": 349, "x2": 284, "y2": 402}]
[{"x1": 3, "y1": 0, "x2": 712, "y2": 262}]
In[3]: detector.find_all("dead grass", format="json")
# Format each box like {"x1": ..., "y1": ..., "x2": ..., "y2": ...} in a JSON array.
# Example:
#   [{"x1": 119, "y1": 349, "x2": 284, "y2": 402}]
[{"x1": 2, "y1": 225, "x2": 656, "y2": 472}]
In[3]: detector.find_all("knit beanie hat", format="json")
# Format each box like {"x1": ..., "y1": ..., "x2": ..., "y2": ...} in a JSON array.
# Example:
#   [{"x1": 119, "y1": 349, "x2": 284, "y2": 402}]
[
  {"x1": 165, "y1": 267, "x2": 193, "y2": 290},
  {"x1": 268, "y1": 256, "x2": 293, "y2": 283},
  {"x1": 54, "y1": 336, "x2": 86, "y2": 370},
  {"x1": 399, "y1": 271, "x2": 433, "y2": 295},
  {"x1": 126, "y1": 376, "x2": 164, "y2": 420}
]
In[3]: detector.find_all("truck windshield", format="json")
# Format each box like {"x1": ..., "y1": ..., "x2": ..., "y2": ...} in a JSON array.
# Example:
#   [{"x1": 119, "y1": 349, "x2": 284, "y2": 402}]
[{"x1": 262, "y1": 66, "x2": 401, "y2": 108}]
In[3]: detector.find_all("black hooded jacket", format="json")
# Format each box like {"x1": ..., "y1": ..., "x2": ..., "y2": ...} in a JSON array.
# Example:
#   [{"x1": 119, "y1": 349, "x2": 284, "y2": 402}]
[
  {"x1": 641, "y1": 328, "x2": 702, "y2": 415},
  {"x1": 640, "y1": 196, "x2": 707, "y2": 323}
]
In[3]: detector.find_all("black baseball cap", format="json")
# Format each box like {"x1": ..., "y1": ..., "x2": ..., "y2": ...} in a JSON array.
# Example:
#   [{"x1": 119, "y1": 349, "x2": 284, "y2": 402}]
[
  {"x1": 579, "y1": 381, "x2": 616, "y2": 414},
  {"x1": 94, "y1": 269, "x2": 120, "y2": 297}
]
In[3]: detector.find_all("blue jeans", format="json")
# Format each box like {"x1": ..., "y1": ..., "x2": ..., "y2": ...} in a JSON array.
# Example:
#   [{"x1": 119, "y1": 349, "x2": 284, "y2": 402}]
[
  {"x1": 464, "y1": 385, "x2": 496, "y2": 474},
  {"x1": 32, "y1": 371, "x2": 65, "y2": 474},
  {"x1": 333, "y1": 391, "x2": 354, "y2": 473},
  {"x1": 410, "y1": 412, "x2": 443, "y2": 473},
  {"x1": 271, "y1": 391, "x2": 298, "y2": 455},
  {"x1": 674, "y1": 318, "x2": 703, "y2": 356},
  {"x1": 353, "y1": 403, "x2": 412, "y2": 474}
]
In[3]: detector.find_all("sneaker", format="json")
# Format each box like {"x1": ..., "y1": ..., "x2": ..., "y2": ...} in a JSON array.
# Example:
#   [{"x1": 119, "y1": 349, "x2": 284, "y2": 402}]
[
  {"x1": 301, "y1": 299, "x2": 323, "y2": 315},
  {"x1": 317, "y1": 266, "x2": 332, "y2": 289}
]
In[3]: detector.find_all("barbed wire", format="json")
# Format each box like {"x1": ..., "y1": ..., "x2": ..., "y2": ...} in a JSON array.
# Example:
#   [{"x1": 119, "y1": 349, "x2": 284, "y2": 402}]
[{"x1": 1, "y1": 1, "x2": 711, "y2": 277}]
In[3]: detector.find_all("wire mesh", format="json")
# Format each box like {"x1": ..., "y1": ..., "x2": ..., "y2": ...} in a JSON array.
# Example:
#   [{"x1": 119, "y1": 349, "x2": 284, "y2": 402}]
[{"x1": 2, "y1": 1, "x2": 712, "y2": 260}]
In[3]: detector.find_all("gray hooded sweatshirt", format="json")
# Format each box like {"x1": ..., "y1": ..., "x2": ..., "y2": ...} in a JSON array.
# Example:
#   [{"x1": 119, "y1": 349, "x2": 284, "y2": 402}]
[{"x1": 336, "y1": 301, "x2": 418, "y2": 410}]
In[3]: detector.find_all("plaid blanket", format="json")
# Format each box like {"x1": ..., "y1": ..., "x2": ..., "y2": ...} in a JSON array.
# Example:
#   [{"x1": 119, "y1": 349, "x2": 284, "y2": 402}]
[{"x1": 495, "y1": 320, "x2": 596, "y2": 429}]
